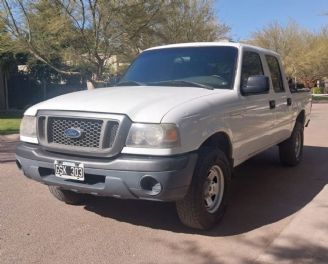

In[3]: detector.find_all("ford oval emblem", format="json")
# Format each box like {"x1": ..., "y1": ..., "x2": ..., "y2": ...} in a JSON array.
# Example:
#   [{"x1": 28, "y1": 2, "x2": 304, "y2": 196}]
[{"x1": 64, "y1": 128, "x2": 83, "y2": 139}]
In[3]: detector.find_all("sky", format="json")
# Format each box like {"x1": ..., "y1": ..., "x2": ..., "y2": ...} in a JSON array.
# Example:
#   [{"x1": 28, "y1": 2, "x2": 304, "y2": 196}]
[{"x1": 214, "y1": 0, "x2": 328, "y2": 40}]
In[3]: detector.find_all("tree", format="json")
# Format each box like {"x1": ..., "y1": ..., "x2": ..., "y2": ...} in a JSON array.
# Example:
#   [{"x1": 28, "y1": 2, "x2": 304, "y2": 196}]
[
  {"x1": 0, "y1": 0, "x2": 229, "y2": 87},
  {"x1": 249, "y1": 22, "x2": 307, "y2": 78},
  {"x1": 249, "y1": 21, "x2": 328, "y2": 85},
  {"x1": 128, "y1": 0, "x2": 229, "y2": 53},
  {"x1": 296, "y1": 26, "x2": 328, "y2": 82},
  {"x1": 0, "y1": 0, "x2": 165, "y2": 83},
  {"x1": 162, "y1": 0, "x2": 228, "y2": 43}
]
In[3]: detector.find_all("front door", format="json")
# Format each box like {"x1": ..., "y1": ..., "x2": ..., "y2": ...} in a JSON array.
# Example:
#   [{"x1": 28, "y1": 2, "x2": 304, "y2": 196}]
[{"x1": 232, "y1": 50, "x2": 275, "y2": 163}]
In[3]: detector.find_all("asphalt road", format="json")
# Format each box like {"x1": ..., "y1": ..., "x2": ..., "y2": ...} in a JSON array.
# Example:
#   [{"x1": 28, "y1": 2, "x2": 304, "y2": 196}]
[{"x1": 1, "y1": 104, "x2": 327, "y2": 264}]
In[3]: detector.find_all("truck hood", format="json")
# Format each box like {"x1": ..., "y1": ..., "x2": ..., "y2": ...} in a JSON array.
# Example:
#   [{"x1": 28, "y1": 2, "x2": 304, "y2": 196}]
[{"x1": 25, "y1": 86, "x2": 227, "y2": 123}]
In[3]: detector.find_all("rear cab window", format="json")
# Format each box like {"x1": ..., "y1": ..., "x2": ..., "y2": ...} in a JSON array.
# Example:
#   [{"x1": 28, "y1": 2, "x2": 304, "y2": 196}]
[{"x1": 265, "y1": 55, "x2": 285, "y2": 93}]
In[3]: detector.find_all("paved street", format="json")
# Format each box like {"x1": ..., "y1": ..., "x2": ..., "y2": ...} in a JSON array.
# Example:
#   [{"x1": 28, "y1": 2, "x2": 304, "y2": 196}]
[
  {"x1": 0, "y1": 134, "x2": 19, "y2": 163},
  {"x1": 0, "y1": 104, "x2": 327, "y2": 264}
]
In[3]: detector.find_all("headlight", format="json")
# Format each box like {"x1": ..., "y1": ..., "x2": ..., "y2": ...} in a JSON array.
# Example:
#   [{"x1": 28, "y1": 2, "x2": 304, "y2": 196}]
[
  {"x1": 126, "y1": 123, "x2": 179, "y2": 148},
  {"x1": 20, "y1": 115, "x2": 38, "y2": 144}
]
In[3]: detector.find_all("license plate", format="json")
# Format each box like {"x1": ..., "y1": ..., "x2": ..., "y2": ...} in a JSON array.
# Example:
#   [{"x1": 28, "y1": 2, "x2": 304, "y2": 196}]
[{"x1": 54, "y1": 161, "x2": 84, "y2": 181}]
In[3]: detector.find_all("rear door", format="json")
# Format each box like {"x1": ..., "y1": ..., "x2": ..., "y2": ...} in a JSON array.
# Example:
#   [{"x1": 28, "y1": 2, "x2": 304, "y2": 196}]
[{"x1": 265, "y1": 55, "x2": 294, "y2": 142}]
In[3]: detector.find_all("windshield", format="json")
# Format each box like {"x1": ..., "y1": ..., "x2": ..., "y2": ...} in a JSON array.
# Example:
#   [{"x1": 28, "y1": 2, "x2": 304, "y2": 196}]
[{"x1": 120, "y1": 46, "x2": 238, "y2": 89}]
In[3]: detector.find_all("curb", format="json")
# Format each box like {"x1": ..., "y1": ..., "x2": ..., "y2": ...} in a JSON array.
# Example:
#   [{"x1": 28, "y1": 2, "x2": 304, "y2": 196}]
[
  {"x1": 0, "y1": 134, "x2": 19, "y2": 163},
  {"x1": 0, "y1": 158, "x2": 16, "y2": 163},
  {"x1": 0, "y1": 133, "x2": 20, "y2": 142}
]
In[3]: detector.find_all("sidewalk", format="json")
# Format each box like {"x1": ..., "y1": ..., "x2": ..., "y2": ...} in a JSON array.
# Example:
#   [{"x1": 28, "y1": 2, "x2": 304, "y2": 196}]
[
  {"x1": 256, "y1": 184, "x2": 328, "y2": 264},
  {"x1": 0, "y1": 134, "x2": 19, "y2": 163}
]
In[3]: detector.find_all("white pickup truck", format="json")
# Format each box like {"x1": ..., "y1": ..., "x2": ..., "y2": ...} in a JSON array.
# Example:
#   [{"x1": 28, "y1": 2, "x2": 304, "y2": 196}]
[{"x1": 16, "y1": 42, "x2": 311, "y2": 229}]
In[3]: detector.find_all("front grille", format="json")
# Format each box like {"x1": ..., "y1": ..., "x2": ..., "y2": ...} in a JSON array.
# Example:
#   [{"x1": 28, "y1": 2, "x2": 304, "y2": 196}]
[
  {"x1": 106, "y1": 121, "x2": 119, "y2": 148},
  {"x1": 37, "y1": 111, "x2": 126, "y2": 157},
  {"x1": 48, "y1": 117, "x2": 103, "y2": 148}
]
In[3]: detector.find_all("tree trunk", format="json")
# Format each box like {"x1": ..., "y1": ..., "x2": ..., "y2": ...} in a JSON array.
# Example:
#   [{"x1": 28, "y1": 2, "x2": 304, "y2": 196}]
[
  {"x1": 86, "y1": 60, "x2": 105, "y2": 90},
  {"x1": 97, "y1": 63, "x2": 104, "y2": 80},
  {"x1": 86, "y1": 80, "x2": 95, "y2": 90}
]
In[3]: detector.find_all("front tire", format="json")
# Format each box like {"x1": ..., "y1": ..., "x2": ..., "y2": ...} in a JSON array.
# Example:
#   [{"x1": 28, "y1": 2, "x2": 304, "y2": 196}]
[
  {"x1": 48, "y1": 186, "x2": 86, "y2": 205},
  {"x1": 176, "y1": 148, "x2": 231, "y2": 230},
  {"x1": 279, "y1": 122, "x2": 304, "y2": 166}
]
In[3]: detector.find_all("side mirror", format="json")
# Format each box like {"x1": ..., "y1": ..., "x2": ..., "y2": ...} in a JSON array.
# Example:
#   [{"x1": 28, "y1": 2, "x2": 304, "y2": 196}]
[{"x1": 242, "y1": 75, "x2": 270, "y2": 95}]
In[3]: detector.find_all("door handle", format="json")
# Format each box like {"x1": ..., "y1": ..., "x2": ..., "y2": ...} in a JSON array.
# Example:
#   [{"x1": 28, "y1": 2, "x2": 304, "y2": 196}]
[
  {"x1": 287, "y1": 98, "x2": 292, "y2": 106},
  {"x1": 269, "y1": 100, "x2": 276, "y2": 109}
]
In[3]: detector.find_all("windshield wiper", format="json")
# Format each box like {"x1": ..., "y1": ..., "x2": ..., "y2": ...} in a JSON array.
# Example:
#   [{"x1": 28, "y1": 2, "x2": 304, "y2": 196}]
[
  {"x1": 116, "y1": 80, "x2": 144, "y2": 86},
  {"x1": 150, "y1": 80, "x2": 214, "y2": 90}
]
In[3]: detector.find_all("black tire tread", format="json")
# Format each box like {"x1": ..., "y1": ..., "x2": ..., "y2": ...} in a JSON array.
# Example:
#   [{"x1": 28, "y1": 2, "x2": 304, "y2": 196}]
[
  {"x1": 176, "y1": 148, "x2": 231, "y2": 230},
  {"x1": 279, "y1": 122, "x2": 304, "y2": 166},
  {"x1": 48, "y1": 186, "x2": 85, "y2": 205}
]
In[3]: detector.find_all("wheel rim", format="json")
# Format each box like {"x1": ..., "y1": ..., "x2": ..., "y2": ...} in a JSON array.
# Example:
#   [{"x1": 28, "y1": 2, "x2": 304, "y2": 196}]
[
  {"x1": 295, "y1": 131, "x2": 302, "y2": 158},
  {"x1": 203, "y1": 165, "x2": 225, "y2": 213}
]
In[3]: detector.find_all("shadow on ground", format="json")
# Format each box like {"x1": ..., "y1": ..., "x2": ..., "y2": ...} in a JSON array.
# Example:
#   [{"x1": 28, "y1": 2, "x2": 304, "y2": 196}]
[
  {"x1": 149, "y1": 231, "x2": 328, "y2": 264},
  {"x1": 83, "y1": 145, "x2": 328, "y2": 236},
  {"x1": 251, "y1": 233, "x2": 328, "y2": 264}
]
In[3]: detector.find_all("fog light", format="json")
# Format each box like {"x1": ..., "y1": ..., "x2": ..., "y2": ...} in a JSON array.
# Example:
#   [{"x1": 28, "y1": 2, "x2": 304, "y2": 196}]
[{"x1": 140, "y1": 176, "x2": 162, "y2": 196}]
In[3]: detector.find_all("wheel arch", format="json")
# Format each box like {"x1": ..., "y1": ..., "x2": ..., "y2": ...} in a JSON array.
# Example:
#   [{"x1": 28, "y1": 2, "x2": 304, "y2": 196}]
[
  {"x1": 199, "y1": 132, "x2": 233, "y2": 162},
  {"x1": 296, "y1": 110, "x2": 306, "y2": 126}
]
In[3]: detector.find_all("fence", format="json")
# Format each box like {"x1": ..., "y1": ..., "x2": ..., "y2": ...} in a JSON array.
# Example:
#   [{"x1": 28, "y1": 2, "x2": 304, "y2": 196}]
[{"x1": 6, "y1": 73, "x2": 87, "y2": 110}]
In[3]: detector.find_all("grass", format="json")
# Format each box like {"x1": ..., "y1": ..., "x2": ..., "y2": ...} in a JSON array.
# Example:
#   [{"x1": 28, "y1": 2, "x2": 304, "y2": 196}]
[
  {"x1": 312, "y1": 95, "x2": 328, "y2": 102},
  {"x1": 0, "y1": 114, "x2": 22, "y2": 135}
]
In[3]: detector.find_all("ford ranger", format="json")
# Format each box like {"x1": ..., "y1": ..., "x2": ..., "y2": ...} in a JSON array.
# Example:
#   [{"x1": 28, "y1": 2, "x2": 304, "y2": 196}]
[{"x1": 16, "y1": 42, "x2": 311, "y2": 229}]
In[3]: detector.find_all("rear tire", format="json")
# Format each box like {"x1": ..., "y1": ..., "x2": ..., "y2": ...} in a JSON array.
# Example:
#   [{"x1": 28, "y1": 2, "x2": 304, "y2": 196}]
[
  {"x1": 176, "y1": 148, "x2": 231, "y2": 230},
  {"x1": 279, "y1": 122, "x2": 304, "y2": 166},
  {"x1": 48, "y1": 186, "x2": 86, "y2": 205}
]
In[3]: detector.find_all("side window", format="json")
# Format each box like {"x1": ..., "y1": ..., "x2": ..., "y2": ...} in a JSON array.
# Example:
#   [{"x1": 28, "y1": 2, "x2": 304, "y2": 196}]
[
  {"x1": 240, "y1": 51, "x2": 264, "y2": 89},
  {"x1": 266, "y1": 55, "x2": 284, "y2": 92}
]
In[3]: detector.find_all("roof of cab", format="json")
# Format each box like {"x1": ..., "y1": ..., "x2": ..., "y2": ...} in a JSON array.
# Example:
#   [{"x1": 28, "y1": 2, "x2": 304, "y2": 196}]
[{"x1": 144, "y1": 41, "x2": 280, "y2": 57}]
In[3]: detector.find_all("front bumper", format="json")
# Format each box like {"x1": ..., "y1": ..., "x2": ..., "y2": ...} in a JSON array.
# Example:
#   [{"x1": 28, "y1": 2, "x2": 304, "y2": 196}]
[{"x1": 16, "y1": 143, "x2": 197, "y2": 201}]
